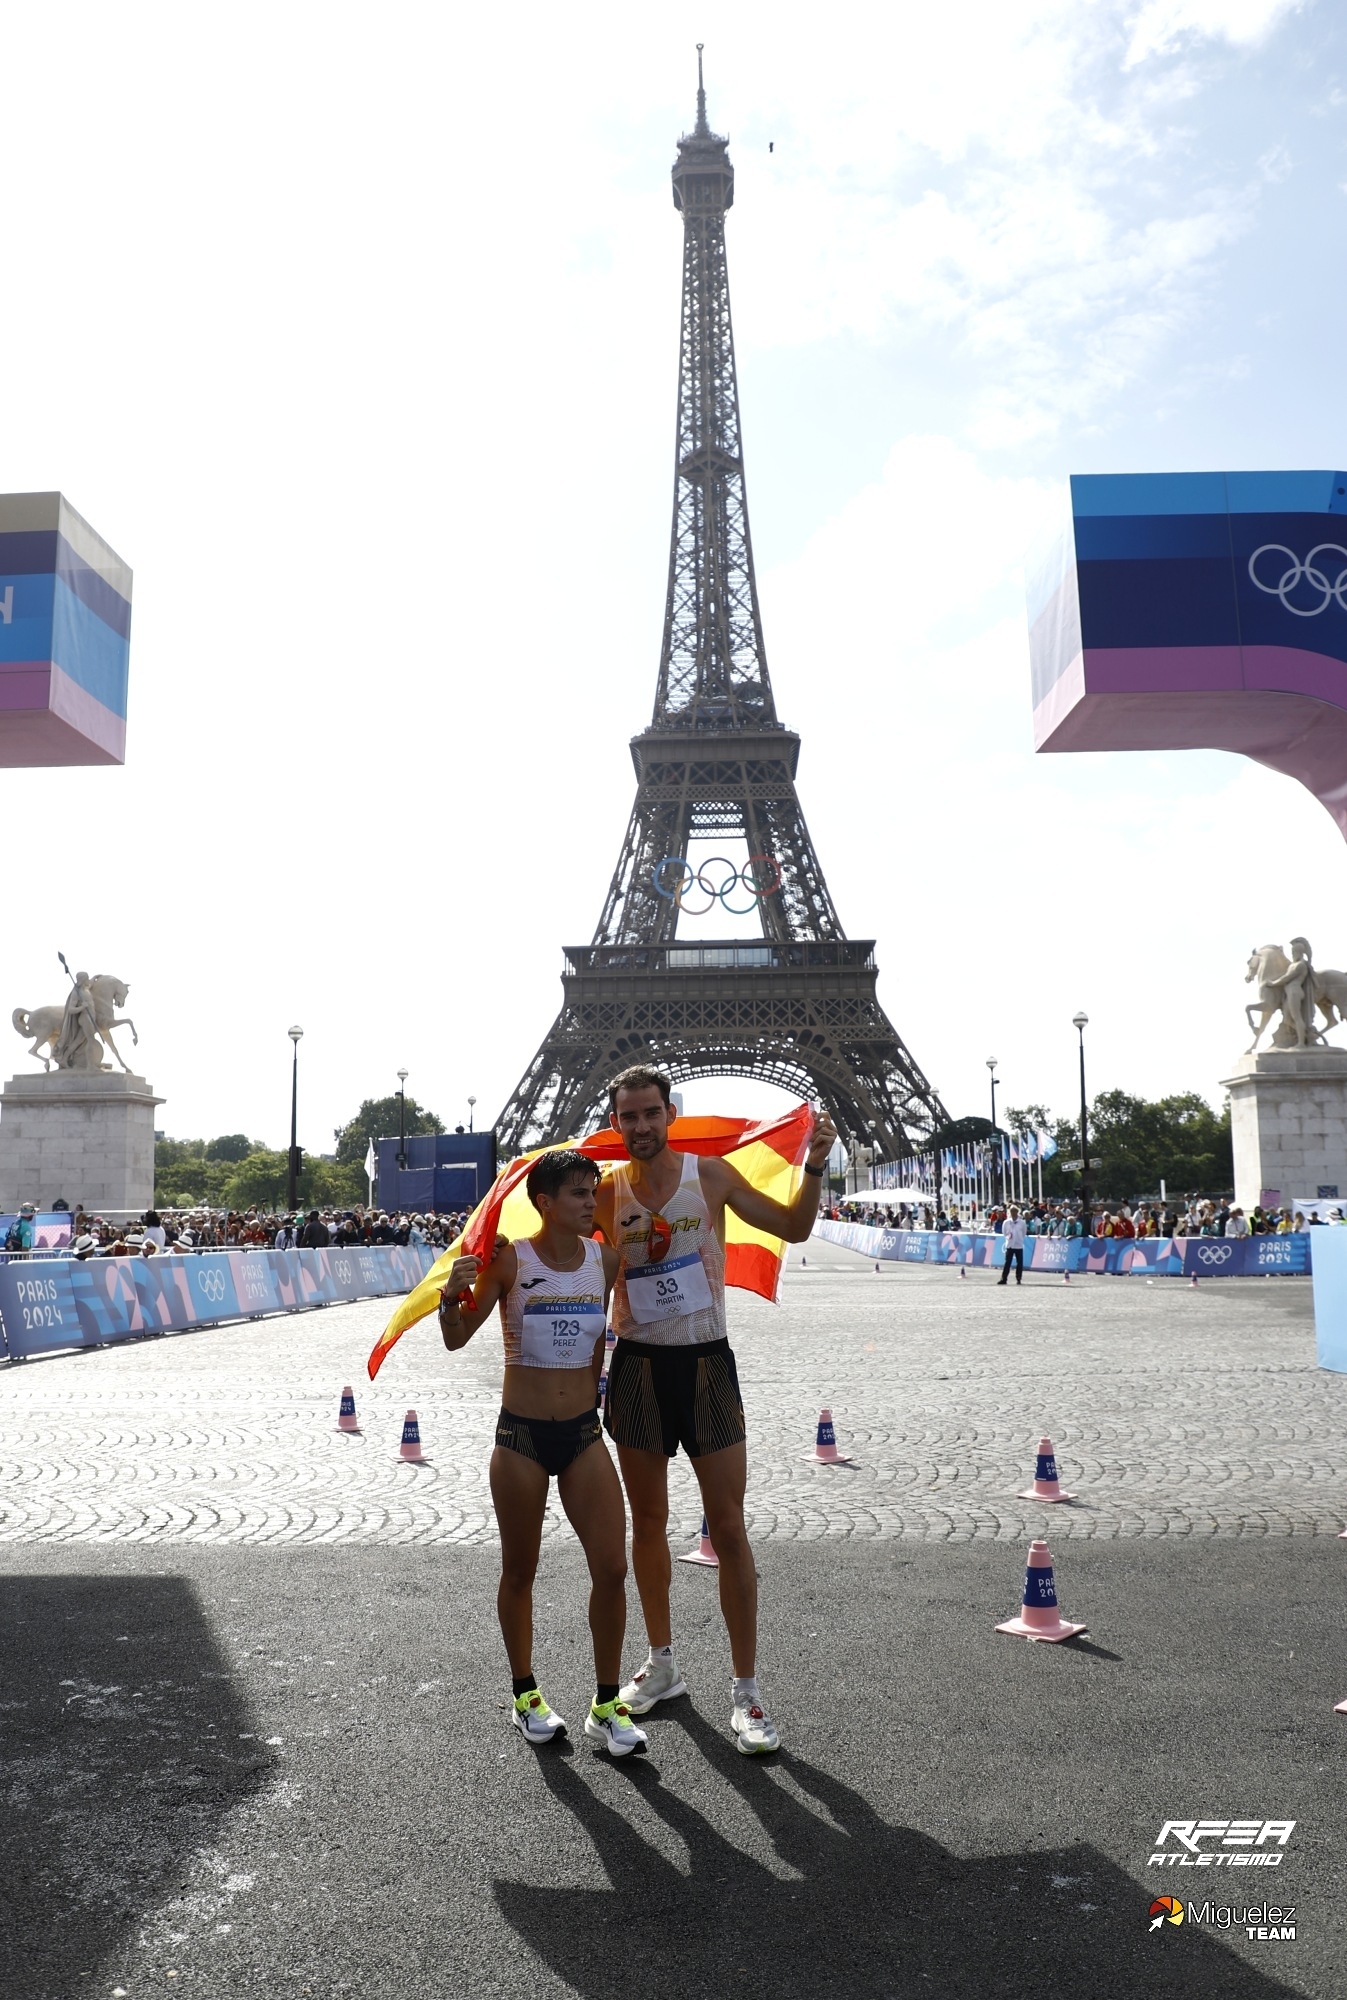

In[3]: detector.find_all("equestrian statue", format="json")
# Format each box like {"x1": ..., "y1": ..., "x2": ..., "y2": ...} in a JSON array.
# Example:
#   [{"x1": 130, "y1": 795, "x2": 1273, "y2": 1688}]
[
  {"x1": 12, "y1": 955, "x2": 140, "y2": 1073},
  {"x1": 1245, "y1": 938, "x2": 1347, "y2": 1052}
]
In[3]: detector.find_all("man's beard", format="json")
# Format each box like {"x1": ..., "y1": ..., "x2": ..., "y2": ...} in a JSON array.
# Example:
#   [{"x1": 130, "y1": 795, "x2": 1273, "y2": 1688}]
[{"x1": 626, "y1": 1130, "x2": 666, "y2": 1157}]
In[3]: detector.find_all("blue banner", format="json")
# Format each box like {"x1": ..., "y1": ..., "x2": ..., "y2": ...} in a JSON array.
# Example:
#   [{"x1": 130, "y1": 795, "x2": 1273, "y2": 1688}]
[
  {"x1": 0, "y1": 1242, "x2": 434, "y2": 1361},
  {"x1": 814, "y1": 1222, "x2": 1312, "y2": 1278}
]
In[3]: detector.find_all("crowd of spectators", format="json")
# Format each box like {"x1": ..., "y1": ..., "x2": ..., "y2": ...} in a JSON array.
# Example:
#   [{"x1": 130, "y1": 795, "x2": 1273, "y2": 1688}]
[
  {"x1": 829, "y1": 1195, "x2": 1337, "y2": 1236},
  {"x1": 4, "y1": 1205, "x2": 466, "y2": 1261}
]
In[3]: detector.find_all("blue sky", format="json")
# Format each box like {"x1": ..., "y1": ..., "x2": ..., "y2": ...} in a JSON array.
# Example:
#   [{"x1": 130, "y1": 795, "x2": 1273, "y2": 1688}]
[{"x1": 1, "y1": 0, "x2": 1343, "y2": 1153}]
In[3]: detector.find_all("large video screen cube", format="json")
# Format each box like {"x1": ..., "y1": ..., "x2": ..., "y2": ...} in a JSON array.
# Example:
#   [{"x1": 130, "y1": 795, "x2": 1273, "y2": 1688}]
[
  {"x1": 0, "y1": 492, "x2": 132, "y2": 767},
  {"x1": 1028, "y1": 471, "x2": 1347, "y2": 840}
]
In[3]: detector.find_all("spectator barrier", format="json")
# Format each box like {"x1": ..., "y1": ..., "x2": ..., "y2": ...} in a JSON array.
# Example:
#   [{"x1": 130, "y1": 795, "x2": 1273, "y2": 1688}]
[
  {"x1": 813, "y1": 1220, "x2": 1311, "y2": 1278},
  {"x1": 0, "y1": 1243, "x2": 436, "y2": 1362},
  {"x1": 1311, "y1": 1224, "x2": 1347, "y2": 1370}
]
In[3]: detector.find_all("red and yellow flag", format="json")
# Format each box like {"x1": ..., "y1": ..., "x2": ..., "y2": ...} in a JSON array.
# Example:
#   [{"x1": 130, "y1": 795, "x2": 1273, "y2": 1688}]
[{"x1": 366, "y1": 1100, "x2": 815, "y2": 1380}]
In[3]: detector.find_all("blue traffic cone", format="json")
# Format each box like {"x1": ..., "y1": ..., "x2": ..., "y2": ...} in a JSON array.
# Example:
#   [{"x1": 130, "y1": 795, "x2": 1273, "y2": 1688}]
[
  {"x1": 995, "y1": 1538, "x2": 1087, "y2": 1643},
  {"x1": 677, "y1": 1514, "x2": 719, "y2": 1567}
]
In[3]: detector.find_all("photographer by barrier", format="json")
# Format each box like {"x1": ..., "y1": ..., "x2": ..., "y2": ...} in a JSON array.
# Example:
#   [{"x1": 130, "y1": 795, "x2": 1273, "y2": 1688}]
[
  {"x1": 0, "y1": 1242, "x2": 435, "y2": 1362},
  {"x1": 813, "y1": 1220, "x2": 1311, "y2": 1278}
]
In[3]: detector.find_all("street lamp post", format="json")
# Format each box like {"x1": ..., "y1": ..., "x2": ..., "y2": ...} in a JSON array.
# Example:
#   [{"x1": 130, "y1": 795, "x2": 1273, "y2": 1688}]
[
  {"x1": 986, "y1": 1058, "x2": 1001, "y2": 1205},
  {"x1": 1073, "y1": 1011, "x2": 1091, "y2": 1232},
  {"x1": 467, "y1": 1095, "x2": 476, "y2": 1134},
  {"x1": 286, "y1": 1026, "x2": 303, "y2": 1212},
  {"x1": 397, "y1": 1069, "x2": 409, "y2": 1171}
]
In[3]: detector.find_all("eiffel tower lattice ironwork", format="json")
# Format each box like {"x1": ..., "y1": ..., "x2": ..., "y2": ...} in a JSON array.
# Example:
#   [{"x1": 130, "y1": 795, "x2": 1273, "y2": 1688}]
[{"x1": 496, "y1": 55, "x2": 948, "y2": 1158}]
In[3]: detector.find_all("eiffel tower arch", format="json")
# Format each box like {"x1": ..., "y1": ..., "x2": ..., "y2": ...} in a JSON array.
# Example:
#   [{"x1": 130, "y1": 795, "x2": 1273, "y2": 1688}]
[{"x1": 496, "y1": 56, "x2": 948, "y2": 1160}]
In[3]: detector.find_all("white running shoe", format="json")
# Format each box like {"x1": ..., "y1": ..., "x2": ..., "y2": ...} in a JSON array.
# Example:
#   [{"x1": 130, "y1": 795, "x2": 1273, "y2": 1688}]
[
  {"x1": 511, "y1": 1688, "x2": 567, "y2": 1745},
  {"x1": 583, "y1": 1701, "x2": 649, "y2": 1758},
  {"x1": 619, "y1": 1653, "x2": 688, "y2": 1714},
  {"x1": 731, "y1": 1696, "x2": 781, "y2": 1755}
]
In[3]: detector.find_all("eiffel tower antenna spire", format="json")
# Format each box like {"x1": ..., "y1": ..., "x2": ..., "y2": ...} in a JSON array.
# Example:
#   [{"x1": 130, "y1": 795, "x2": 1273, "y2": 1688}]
[{"x1": 495, "y1": 78, "x2": 947, "y2": 1159}]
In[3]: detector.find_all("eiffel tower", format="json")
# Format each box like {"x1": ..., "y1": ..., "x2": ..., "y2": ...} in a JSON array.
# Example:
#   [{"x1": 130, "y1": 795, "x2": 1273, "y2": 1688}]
[{"x1": 496, "y1": 56, "x2": 948, "y2": 1159}]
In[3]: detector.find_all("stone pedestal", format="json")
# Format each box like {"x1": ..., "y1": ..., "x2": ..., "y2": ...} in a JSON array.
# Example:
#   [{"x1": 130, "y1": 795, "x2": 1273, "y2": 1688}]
[
  {"x1": 1222, "y1": 1048, "x2": 1347, "y2": 1211},
  {"x1": 0, "y1": 1071, "x2": 164, "y2": 1213}
]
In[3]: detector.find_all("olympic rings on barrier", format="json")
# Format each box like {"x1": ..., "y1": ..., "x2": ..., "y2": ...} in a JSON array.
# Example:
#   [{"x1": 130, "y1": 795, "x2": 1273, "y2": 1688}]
[
  {"x1": 653, "y1": 853, "x2": 782, "y2": 916},
  {"x1": 1248, "y1": 542, "x2": 1347, "y2": 617},
  {"x1": 196, "y1": 1268, "x2": 227, "y2": 1303}
]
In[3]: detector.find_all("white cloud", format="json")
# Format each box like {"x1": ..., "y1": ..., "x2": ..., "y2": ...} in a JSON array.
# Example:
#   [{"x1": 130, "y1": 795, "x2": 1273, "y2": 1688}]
[{"x1": 1124, "y1": 0, "x2": 1305, "y2": 67}]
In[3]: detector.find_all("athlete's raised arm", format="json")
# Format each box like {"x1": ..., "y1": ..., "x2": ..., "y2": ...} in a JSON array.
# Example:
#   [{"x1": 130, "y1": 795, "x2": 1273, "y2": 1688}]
[
  {"x1": 438, "y1": 1244, "x2": 517, "y2": 1351},
  {"x1": 701, "y1": 1106, "x2": 837, "y2": 1243}
]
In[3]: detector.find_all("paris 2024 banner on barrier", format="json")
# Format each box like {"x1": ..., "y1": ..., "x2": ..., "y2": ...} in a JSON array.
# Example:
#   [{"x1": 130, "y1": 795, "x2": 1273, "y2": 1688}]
[
  {"x1": 814, "y1": 1220, "x2": 1311, "y2": 1279},
  {"x1": 0, "y1": 1243, "x2": 435, "y2": 1361}
]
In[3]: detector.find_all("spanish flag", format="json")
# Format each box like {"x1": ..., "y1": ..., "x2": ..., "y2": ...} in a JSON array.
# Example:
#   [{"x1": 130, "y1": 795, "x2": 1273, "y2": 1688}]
[{"x1": 366, "y1": 1100, "x2": 815, "y2": 1380}]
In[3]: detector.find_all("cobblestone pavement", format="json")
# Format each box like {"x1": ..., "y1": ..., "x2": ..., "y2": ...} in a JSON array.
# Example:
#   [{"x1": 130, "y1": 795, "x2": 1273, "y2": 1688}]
[{"x1": 1, "y1": 1233, "x2": 1342, "y2": 1544}]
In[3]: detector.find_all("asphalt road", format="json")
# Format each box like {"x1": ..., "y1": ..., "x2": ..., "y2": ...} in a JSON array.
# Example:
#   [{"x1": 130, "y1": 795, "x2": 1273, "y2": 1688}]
[{"x1": 1, "y1": 1238, "x2": 1343, "y2": 1999}]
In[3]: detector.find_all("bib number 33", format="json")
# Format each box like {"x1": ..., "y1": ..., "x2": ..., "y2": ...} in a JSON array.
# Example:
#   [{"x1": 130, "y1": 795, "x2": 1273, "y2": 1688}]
[{"x1": 625, "y1": 1249, "x2": 713, "y2": 1324}]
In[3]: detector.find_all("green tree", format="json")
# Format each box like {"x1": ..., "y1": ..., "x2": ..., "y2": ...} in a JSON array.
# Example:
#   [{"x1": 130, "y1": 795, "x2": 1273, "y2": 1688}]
[
  {"x1": 333, "y1": 1095, "x2": 444, "y2": 1177},
  {"x1": 304, "y1": 1157, "x2": 366, "y2": 1208},
  {"x1": 205, "y1": 1133, "x2": 253, "y2": 1162},
  {"x1": 223, "y1": 1149, "x2": 291, "y2": 1209},
  {"x1": 1035, "y1": 1091, "x2": 1232, "y2": 1202}
]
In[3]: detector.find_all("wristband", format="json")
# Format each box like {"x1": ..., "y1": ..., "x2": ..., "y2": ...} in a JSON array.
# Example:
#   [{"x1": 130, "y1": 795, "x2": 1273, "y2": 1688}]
[{"x1": 803, "y1": 1162, "x2": 825, "y2": 1178}]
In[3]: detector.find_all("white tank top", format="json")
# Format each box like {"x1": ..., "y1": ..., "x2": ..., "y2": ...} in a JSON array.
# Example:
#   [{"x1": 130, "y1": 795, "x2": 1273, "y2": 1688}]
[
  {"x1": 502, "y1": 1236, "x2": 608, "y2": 1370},
  {"x1": 610, "y1": 1150, "x2": 726, "y2": 1348}
]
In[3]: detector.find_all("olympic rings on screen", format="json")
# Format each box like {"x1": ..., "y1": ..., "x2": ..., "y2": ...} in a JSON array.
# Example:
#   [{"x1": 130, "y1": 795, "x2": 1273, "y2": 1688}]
[
  {"x1": 652, "y1": 853, "x2": 782, "y2": 915},
  {"x1": 1248, "y1": 543, "x2": 1347, "y2": 617}
]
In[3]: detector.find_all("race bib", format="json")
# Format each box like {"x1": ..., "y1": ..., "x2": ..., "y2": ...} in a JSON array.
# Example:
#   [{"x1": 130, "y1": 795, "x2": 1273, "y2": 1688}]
[
  {"x1": 624, "y1": 1248, "x2": 714, "y2": 1325},
  {"x1": 520, "y1": 1298, "x2": 607, "y2": 1367}
]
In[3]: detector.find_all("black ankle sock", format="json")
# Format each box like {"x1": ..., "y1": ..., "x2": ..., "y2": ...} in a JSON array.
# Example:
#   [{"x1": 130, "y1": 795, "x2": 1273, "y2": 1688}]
[
  {"x1": 512, "y1": 1674, "x2": 538, "y2": 1699},
  {"x1": 595, "y1": 1683, "x2": 619, "y2": 1707}
]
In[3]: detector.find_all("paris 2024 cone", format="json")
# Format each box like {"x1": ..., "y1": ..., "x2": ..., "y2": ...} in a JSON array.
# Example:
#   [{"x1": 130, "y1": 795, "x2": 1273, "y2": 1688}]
[
  {"x1": 678, "y1": 1514, "x2": 719, "y2": 1567},
  {"x1": 803, "y1": 1408, "x2": 852, "y2": 1465},
  {"x1": 1017, "y1": 1436, "x2": 1076, "y2": 1503},
  {"x1": 995, "y1": 1539, "x2": 1087, "y2": 1642},
  {"x1": 335, "y1": 1385, "x2": 360, "y2": 1433}
]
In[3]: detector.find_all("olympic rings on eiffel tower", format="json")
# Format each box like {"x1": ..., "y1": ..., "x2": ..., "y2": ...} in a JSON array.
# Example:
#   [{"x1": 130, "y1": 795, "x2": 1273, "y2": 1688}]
[{"x1": 652, "y1": 853, "x2": 782, "y2": 917}]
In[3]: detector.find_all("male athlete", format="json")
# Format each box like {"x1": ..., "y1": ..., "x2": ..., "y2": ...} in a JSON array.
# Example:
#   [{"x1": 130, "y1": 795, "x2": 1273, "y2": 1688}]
[{"x1": 596, "y1": 1064, "x2": 837, "y2": 1754}]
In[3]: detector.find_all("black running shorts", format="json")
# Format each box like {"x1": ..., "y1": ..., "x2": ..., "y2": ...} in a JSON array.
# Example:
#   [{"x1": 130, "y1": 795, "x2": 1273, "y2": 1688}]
[
  {"x1": 603, "y1": 1337, "x2": 746, "y2": 1459},
  {"x1": 495, "y1": 1406, "x2": 603, "y2": 1477}
]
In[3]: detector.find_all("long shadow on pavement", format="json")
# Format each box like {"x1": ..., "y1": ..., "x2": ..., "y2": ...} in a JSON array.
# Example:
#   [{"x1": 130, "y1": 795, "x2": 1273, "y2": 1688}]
[
  {"x1": 496, "y1": 1703, "x2": 1299, "y2": 2000},
  {"x1": 0, "y1": 1572, "x2": 270, "y2": 2000}
]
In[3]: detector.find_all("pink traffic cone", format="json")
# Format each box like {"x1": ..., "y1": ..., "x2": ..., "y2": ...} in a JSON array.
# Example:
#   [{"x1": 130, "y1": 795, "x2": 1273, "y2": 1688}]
[
  {"x1": 959, "y1": 1265, "x2": 967, "y2": 1280},
  {"x1": 677, "y1": 1514, "x2": 719, "y2": 1567},
  {"x1": 996, "y1": 1539, "x2": 1087, "y2": 1643},
  {"x1": 1190, "y1": 1274, "x2": 1199, "y2": 1288},
  {"x1": 397, "y1": 1409, "x2": 425, "y2": 1462},
  {"x1": 874, "y1": 1261, "x2": 881, "y2": 1273},
  {"x1": 801, "y1": 1255, "x2": 807, "y2": 1267},
  {"x1": 1336, "y1": 1699, "x2": 1347, "y2": 1714},
  {"x1": 803, "y1": 1408, "x2": 852, "y2": 1465},
  {"x1": 335, "y1": 1385, "x2": 360, "y2": 1433},
  {"x1": 1339, "y1": 1525, "x2": 1347, "y2": 1540},
  {"x1": 1063, "y1": 1271, "x2": 1071, "y2": 1285},
  {"x1": 1017, "y1": 1436, "x2": 1076, "y2": 1503}
]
